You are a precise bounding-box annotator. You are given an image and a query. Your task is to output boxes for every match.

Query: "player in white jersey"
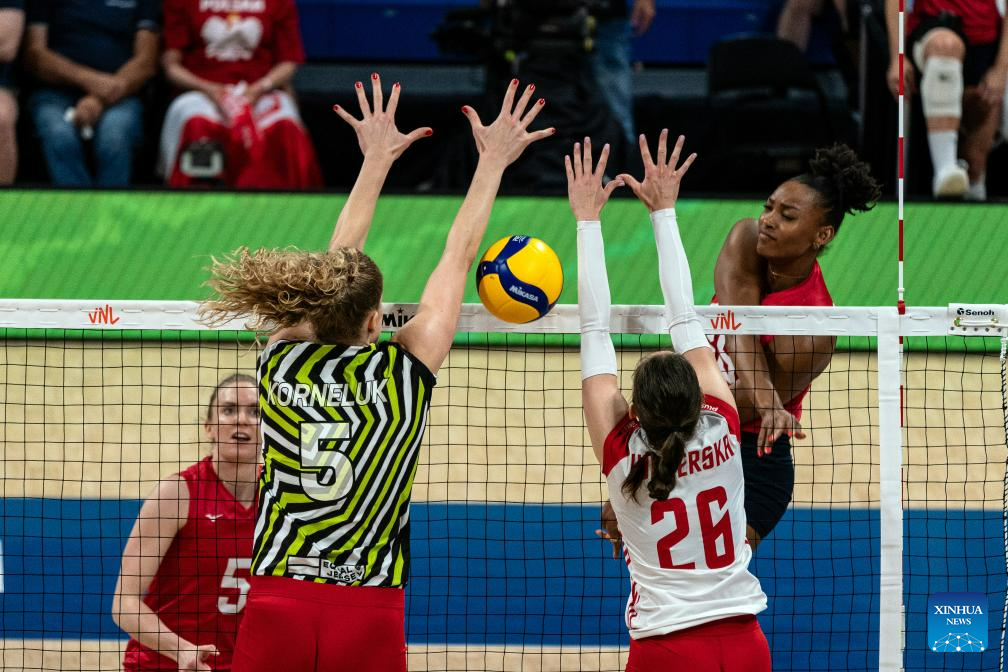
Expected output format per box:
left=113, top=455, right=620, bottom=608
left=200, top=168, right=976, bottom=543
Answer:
left=568, top=131, right=770, bottom=670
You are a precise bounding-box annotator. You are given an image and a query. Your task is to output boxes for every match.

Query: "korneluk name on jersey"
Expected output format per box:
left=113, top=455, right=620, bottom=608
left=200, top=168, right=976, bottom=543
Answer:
left=267, top=380, right=388, bottom=407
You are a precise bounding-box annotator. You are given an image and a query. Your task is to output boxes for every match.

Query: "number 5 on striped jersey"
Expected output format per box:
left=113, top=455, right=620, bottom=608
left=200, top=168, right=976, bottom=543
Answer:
left=300, top=422, right=355, bottom=501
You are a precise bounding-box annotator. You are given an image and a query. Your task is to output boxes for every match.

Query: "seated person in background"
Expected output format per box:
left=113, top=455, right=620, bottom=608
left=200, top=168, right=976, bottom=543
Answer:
left=885, top=0, right=1008, bottom=200
left=22, top=0, right=158, bottom=187
left=0, top=0, right=23, bottom=185
left=159, top=0, right=321, bottom=189
left=777, top=0, right=848, bottom=53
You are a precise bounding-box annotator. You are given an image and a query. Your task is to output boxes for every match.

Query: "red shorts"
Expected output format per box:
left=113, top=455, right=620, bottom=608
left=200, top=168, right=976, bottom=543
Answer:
left=626, top=615, right=771, bottom=672
left=231, top=576, right=406, bottom=672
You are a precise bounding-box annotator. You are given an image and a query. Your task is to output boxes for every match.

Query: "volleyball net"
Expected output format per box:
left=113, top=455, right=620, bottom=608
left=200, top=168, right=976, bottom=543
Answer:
left=0, top=300, right=1005, bottom=672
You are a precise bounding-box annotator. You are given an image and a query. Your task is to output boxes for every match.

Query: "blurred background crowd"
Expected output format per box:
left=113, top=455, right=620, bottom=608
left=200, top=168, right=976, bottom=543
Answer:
left=0, top=0, right=1005, bottom=199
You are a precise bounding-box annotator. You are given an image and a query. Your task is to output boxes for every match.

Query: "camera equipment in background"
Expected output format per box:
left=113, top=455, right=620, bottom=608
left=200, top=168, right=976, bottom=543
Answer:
left=433, top=0, right=608, bottom=60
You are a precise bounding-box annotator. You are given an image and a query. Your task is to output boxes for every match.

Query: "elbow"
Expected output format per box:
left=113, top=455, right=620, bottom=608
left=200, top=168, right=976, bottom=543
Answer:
left=141, top=58, right=158, bottom=83
left=110, top=592, right=134, bottom=630
left=0, top=40, right=17, bottom=64
left=20, top=46, right=37, bottom=71
left=143, top=63, right=158, bottom=86
left=110, top=594, right=124, bottom=628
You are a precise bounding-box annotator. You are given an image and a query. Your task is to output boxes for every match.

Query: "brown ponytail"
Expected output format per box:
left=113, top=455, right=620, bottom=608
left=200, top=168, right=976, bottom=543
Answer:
left=621, top=352, right=702, bottom=503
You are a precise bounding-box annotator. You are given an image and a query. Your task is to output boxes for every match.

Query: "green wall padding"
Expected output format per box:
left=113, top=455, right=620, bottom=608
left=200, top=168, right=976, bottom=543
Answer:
left=1, top=190, right=1006, bottom=307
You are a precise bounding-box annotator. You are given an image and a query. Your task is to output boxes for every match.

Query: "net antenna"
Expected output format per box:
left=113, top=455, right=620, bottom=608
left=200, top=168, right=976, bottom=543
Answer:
left=1003, top=332, right=1008, bottom=672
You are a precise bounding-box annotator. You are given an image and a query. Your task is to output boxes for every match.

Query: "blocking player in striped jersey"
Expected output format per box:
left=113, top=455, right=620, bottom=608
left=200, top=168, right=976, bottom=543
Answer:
left=571, top=131, right=770, bottom=671
left=199, top=76, right=553, bottom=672
left=113, top=374, right=260, bottom=671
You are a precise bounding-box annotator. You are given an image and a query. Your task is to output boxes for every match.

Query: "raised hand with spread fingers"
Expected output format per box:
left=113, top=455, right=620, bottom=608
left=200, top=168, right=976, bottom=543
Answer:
left=330, top=74, right=434, bottom=250
left=461, top=79, right=555, bottom=171
left=333, top=72, right=433, bottom=165
left=618, top=129, right=696, bottom=213
left=565, top=136, right=623, bottom=222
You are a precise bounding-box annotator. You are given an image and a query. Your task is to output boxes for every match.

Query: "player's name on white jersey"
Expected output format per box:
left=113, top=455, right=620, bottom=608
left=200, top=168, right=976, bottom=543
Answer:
left=675, top=433, right=736, bottom=479
left=267, top=380, right=388, bottom=408
left=198, top=0, right=265, bottom=13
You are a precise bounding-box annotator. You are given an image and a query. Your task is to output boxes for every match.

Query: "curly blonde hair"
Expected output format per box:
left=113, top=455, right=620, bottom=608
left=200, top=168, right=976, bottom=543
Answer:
left=200, top=247, right=383, bottom=343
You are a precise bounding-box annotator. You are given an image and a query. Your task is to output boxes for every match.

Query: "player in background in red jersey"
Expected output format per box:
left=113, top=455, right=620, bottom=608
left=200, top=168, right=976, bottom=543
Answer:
left=113, top=374, right=260, bottom=671
left=886, top=0, right=1008, bottom=200
left=599, top=145, right=880, bottom=552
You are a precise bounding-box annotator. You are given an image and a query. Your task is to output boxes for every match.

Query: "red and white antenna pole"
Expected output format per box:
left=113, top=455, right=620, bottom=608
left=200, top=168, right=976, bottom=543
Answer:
left=897, top=0, right=906, bottom=317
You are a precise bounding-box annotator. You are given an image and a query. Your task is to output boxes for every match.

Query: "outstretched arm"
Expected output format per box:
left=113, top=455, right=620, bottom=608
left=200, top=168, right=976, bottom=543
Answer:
left=393, top=80, right=553, bottom=373
left=330, top=74, right=433, bottom=251
left=568, top=138, right=626, bottom=460
left=620, top=131, right=732, bottom=405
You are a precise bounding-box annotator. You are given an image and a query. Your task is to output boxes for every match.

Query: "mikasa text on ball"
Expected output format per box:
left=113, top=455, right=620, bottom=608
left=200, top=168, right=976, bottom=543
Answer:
left=476, top=235, right=563, bottom=323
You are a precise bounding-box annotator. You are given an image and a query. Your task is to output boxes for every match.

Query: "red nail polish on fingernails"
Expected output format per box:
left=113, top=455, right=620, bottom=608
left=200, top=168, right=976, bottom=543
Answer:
left=550, top=128, right=557, bottom=135
left=529, top=84, right=535, bottom=91
left=371, top=73, right=378, bottom=80
left=511, top=78, right=518, bottom=85
left=425, top=129, right=433, bottom=136
left=538, top=98, right=545, bottom=105
left=355, top=82, right=363, bottom=89
left=394, top=82, right=400, bottom=88
left=461, top=105, right=468, bottom=113
left=332, top=104, right=340, bottom=111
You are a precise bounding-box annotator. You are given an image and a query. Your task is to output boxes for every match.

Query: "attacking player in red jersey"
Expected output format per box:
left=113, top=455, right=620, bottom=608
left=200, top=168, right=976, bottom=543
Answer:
left=711, top=145, right=880, bottom=546
left=571, top=131, right=770, bottom=671
left=113, top=374, right=259, bottom=671
left=598, top=145, right=881, bottom=552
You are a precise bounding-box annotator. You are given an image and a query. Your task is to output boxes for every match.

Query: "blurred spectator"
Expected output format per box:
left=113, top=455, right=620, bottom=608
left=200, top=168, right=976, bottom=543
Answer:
left=778, top=0, right=848, bottom=53
left=22, top=0, right=158, bottom=187
left=590, top=0, right=655, bottom=146
left=0, top=0, right=22, bottom=185
left=159, top=0, right=321, bottom=189
left=886, top=0, right=1008, bottom=200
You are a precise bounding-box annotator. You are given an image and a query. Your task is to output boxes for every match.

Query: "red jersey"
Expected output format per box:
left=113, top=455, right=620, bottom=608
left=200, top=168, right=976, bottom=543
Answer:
left=163, top=0, right=306, bottom=86
left=710, top=261, right=833, bottom=434
left=908, top=0, right=1003, bottom=45
left=123, top=457, right=255, bottom=671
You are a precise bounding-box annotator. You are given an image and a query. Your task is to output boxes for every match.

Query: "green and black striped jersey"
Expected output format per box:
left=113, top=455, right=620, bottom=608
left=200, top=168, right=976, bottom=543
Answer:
left=252, top=339, right=436, bottom=587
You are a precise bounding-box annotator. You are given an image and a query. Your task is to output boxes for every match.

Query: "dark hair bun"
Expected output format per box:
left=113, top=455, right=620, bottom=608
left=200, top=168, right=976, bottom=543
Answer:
left=808, top=144, right=882, bottom=215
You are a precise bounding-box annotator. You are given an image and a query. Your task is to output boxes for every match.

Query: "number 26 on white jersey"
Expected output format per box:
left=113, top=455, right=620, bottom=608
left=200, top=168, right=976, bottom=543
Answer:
left=652, top=486, right=735, bottom=570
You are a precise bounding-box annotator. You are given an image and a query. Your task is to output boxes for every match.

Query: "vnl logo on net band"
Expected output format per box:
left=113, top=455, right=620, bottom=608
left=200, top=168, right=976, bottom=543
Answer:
left=928, top=592, right=988, bottom=653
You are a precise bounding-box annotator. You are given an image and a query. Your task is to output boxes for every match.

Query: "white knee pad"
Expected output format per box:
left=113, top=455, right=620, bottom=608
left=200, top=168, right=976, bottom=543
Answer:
left=920, top=56, right=964, bottom=119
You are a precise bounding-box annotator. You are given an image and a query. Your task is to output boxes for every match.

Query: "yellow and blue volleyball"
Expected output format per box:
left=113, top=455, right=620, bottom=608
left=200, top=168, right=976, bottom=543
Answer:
left=476, top=235, right=563, bottom=323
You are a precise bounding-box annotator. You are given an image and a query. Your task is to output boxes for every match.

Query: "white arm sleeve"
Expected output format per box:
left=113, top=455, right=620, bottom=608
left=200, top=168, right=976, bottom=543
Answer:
left=577, top=220, right=617, bottom=380
left=651, top=208, right=711, bottom=354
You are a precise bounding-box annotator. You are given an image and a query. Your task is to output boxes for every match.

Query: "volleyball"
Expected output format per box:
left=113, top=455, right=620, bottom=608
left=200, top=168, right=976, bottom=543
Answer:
left=476, top=235, right=563, bottom=323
